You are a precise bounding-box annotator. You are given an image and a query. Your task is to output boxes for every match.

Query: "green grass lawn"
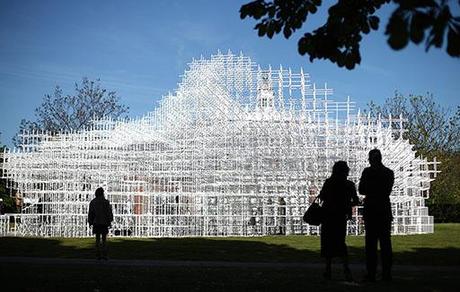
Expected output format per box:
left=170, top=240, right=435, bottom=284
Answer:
left=1, top=223, right=459, bottom=265
left=1, top=224, right=459, bottom=291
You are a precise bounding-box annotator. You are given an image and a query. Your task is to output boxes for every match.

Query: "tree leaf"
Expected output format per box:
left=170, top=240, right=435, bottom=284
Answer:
left=369, top=15, right=379, bottom=30
left=426, top=4, right=451, bottom=49
left=410, top=13, right=426, bottom=44
left=312, top=0, right=322, bottom=6
left=240, top=1, right=267, bottom=19
left=386, top=12, right=409, bottom=50
left=447, top=26, right=460, bottom=56
left=267, top=24, right=275, bottom=38
left=283, top=26, right=292, bottom=38
left=256, top=23, right=266, bottom=36
left=298, top=34, right=309, bottom=55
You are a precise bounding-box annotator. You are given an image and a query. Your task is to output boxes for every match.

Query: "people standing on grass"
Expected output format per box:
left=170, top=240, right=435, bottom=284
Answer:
left=318, top=161, right=360, bottom=281
left=88, top=187, right=113, bottom=260
left=359, top=149, right=394, bottom=282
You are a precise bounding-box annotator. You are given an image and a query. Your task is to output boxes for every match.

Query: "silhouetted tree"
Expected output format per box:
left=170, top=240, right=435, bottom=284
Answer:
left=240, top=0, right=460, bottom=69
left=14, top=78, right=129, bottom=146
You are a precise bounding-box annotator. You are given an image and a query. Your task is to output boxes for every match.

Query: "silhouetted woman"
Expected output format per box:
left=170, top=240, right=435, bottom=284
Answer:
left=88, top=187, right=113, bottom=260
left=319, top=161, right=359, bottom=281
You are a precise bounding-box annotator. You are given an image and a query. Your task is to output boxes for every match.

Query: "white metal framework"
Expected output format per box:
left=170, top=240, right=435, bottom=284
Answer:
left=0, top=52, right=437, bottom=237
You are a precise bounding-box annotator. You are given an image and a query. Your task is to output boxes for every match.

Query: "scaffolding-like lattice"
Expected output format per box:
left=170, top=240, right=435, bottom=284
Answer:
left=0, top=52, right=438, bottom=237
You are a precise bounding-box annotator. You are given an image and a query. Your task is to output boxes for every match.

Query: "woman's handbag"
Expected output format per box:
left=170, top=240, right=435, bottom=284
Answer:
left=303, top=197, right=323, bottom=225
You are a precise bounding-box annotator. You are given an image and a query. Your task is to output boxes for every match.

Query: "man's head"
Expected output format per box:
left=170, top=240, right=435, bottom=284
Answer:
left=95, top=187, right=104, bottom=198
left=368, top=149, right=382, bottom=166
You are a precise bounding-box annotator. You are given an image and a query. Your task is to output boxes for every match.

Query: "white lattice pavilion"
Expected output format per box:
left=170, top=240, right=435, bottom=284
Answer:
left=0, top=52, right=437, bottom=237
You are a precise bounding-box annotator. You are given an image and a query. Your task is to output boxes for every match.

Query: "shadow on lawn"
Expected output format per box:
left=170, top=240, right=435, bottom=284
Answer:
left=2, top=237, right=460, bottom=291
left=0, top=236, right=321, bottom=262
left=1, top=236, right=460, bottom=265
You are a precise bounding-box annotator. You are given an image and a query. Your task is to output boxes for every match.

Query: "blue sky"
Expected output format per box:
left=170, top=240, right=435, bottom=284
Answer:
left=1, top=0, right=459, bottom=146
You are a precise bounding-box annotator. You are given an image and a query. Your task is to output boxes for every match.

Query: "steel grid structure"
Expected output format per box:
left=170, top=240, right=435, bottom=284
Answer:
left=0, top=52, right=438, bottom=237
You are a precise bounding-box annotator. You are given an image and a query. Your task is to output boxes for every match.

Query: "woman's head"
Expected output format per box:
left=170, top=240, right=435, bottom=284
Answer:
left=95, top=187, right=104, bottom=198
left=332, top=161, right=349, bottom=178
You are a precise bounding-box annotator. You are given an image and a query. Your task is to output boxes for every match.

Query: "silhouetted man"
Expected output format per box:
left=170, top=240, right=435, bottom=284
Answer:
left=88, top=187, right=113, bottom=260
left=359, top=149, right=394, bottom=281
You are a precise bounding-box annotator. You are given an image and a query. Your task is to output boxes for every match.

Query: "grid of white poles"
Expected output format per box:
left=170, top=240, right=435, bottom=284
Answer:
left=0, top=52, right=438, bottom=237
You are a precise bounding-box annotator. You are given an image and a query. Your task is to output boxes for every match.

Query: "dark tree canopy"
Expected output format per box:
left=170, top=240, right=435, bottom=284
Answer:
left=240, top=0, right=460, bottom=69
left=14, top=78, right=129, bottom=145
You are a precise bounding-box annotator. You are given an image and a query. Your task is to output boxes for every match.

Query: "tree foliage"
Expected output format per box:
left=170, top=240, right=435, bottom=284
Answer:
left=14, top=78, right=129, bottom=146
left=0, top=140, right=17, bottom=213
left=240, top=0, right=460, bottom=69
left=368, top=93, right=460, bottom=221
left=368, top=93, right=460, bottom=155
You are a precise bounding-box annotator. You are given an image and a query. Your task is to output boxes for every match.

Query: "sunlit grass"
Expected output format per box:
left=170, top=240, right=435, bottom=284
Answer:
left=1, top=224, right=459, bottom=265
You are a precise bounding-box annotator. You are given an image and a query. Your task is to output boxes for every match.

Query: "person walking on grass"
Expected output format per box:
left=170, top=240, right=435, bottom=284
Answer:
left=359, top=149, right=394, bottom=282
left=88, top=187, right=113, bottom=260
left=319, top=161, right=360, bottom=281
